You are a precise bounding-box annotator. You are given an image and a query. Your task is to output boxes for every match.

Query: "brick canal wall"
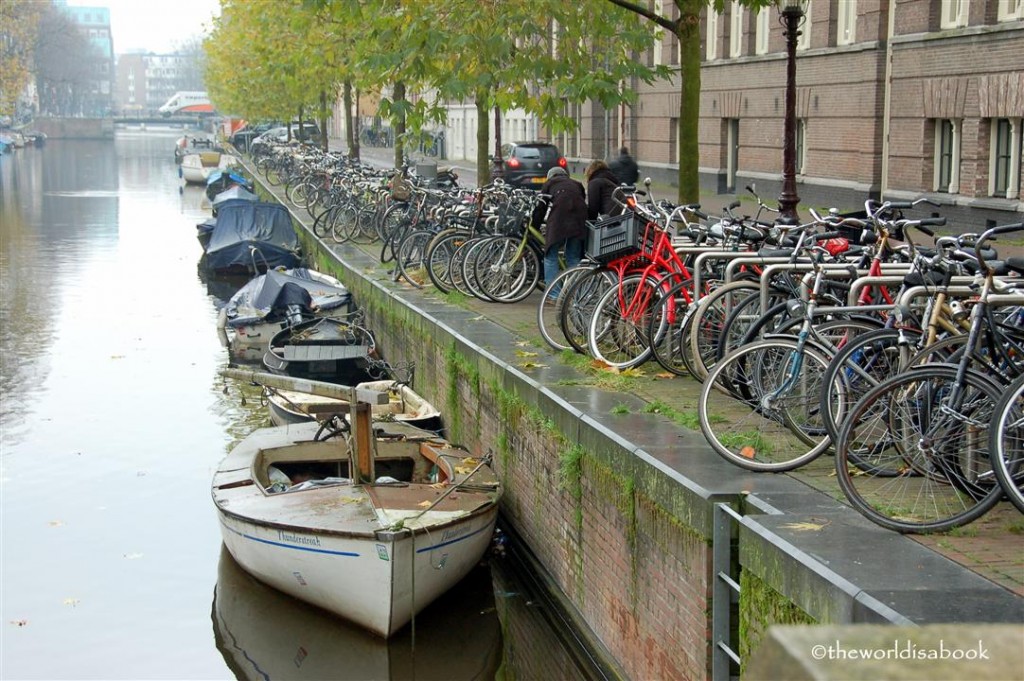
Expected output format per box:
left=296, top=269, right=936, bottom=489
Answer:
left=254, top=177, right=1022, bottom=680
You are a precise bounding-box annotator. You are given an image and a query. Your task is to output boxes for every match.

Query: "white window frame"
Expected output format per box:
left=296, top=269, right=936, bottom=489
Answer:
left=837, top=0, right=856, bottom=45
left=706, top=9, right=719, bottom=61
left=652, top=1, right=665, bottom=66
left=998, top=0, right=1023, bottom=21
left=755, top=9, right=770, bottom=55
left=934, top=118, right=961, bottom=194
left=989, top=117, right=1022, bottom=199
left=940, top=0, right=968, bottom=29
left=729, top=2, right=744, bottom=58
left=797, top=1, right=812, bottom=51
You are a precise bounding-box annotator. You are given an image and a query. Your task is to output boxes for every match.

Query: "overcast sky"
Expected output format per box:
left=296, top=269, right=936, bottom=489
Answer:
left=67, top=0, right=221, bottom=54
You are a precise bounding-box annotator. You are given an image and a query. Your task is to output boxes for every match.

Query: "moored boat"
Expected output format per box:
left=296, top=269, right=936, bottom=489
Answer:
left=212, top=544, right=503, bottom=680
left=262, top=315, right=376, bottom=386
left=201, top=201, right=301, bottom=275
left=218, top=267, right=352, bottom=361
left=213, top=370, right=502, bottom=638
left=266, top=378, right=442, bottom=431
left=181, top=150, right=239, bottom=184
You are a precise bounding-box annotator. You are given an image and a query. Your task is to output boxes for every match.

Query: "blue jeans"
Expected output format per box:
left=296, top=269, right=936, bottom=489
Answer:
left=544, top=236, right=585, bottom=297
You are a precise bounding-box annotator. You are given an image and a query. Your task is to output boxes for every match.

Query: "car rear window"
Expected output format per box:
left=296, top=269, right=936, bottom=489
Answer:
left=516, top=145, right=560, bottom=161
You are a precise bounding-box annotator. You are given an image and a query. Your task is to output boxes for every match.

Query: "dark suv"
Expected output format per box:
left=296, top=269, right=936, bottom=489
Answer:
left=497, top=142, right=566, bottom=188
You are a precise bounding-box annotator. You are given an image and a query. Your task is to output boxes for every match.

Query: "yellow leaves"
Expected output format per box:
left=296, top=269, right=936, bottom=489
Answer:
left=417, top=500, right=433, bottom=508
left=780, top=519, right=831, bottom=532
left=514, top=349, right=538, bottom=358
left=518, top=361, right=548, bottom=369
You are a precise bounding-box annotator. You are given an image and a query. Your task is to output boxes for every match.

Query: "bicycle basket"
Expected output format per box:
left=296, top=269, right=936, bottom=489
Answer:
left=585, top=211, right=660, bottom=263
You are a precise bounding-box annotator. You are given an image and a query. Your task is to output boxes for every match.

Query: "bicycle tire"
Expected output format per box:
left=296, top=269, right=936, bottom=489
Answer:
left=587, top=274, right=661, bottom=369
left=647, top=279, right=696, bottom=376
left=395, top=229, right=433, bottom=288
left=538, top=265, right=599, bottom=352
left=834, top=365, right=1006, bottom=533
left=558, top=268, right=615, bottom=355
left=990, top=373, right=1024, bottom=513
left=699, top=337, right=834, bottom=472
left=686, top=281, right=761, bottom=382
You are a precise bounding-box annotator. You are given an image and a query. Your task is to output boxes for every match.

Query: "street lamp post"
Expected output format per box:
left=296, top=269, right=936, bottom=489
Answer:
left=777, top=0, right=807, bottom=224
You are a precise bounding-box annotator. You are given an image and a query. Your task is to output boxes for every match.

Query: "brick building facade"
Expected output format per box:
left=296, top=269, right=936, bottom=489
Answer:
left=463, top=1, right=1021, bottom=230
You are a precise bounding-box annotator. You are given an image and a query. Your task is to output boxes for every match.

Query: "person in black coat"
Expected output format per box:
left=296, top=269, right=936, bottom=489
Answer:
left=531, top=166, right=587, bottom=298
left=584, top=160, right=624, bottom=221
left=609, top=146, right=639, bottom=186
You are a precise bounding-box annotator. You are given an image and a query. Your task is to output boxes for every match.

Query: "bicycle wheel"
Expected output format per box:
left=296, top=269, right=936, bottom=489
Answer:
left=425, top=229, right=468, bottom=294
left=394, top=229, right=433, bottom=288
left=834, top=365, right=1005, bottom=533
left=538, top=264, right=597, bottom=352
left=820, top=327, right=921, bottom=451
left=474, top=236, right=539, bottom=304
left=686, top=281, right=761, bottom=382
left=699, top=337, right=833, bottom=471
left=990, top=373, right=1024, bottom=513
left=647, top=279, right=696, bottom=376
left=587, top=274, right=661, bottom=369
left=559, top=268, right=615, bottom=355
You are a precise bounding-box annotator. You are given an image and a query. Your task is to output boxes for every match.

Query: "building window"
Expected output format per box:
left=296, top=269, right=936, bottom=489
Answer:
left=727, top=118, right=740, bottom=191
left=755, top=9, right=769, bottom=55
left=940, top=0, right=968, bottom=28
left=990, top=118, right=1022, bottom=199
left=934, top=119, right=961, bottom=193
left=796, top=118, right=807, bottom=174
left=837, top=0, right=856, bottom=45
left=706, top=9, right=719, bottom=60
left=729, top=2, right=744, bottom=58
left=999, top=0, right=1023, bottom=21
left=797, top=1, right=812, bottom=50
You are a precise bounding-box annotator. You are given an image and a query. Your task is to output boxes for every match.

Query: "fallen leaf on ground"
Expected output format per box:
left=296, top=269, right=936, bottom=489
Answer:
left=515, top=349, right=538, bottom=358
left=780, top=520, right=830, bottom=532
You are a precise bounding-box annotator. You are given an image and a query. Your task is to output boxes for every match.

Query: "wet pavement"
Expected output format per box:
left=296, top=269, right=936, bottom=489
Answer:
left=260, top=143, right=1023, bottom=606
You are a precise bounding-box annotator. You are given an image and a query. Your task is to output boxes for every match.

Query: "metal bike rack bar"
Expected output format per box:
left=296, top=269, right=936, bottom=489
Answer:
left=691, top=250, right=759, bottom=304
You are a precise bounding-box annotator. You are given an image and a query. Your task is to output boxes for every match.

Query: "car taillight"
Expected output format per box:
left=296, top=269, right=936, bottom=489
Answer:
left=558, top=157, right=567, bottom=168
left=507, top=158, right=521, bottom=168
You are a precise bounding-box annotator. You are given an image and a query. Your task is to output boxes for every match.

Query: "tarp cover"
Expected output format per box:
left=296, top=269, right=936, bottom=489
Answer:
left=205, top=202, right=300, bottom=272
left=212, top=185, right=257, bottom=208
left=224, top=268, right=352, bottom=327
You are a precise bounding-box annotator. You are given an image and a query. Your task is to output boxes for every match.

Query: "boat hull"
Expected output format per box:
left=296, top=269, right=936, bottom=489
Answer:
left=212, top=421, right=501, bottom=638
left=218, top=508, right=498, bottom=637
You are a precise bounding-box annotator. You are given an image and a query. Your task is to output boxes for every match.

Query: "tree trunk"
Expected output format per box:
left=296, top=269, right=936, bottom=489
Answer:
left=344, top=81, right=359, bottom=159
left=476, top=90, right=490, bottom=184
left=677, top=14, right=701, bottom=204
left=393, top=81, right=406, bottom=169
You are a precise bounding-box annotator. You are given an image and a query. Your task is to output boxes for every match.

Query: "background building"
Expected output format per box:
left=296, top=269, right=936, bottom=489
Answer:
left=434, top=0, right=1022, bottom=230
left=55, top=2, right=115, bottom=116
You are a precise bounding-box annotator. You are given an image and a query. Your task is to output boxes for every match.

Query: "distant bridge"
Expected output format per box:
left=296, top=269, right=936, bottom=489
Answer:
left=113, top=115, right=213, bottom=127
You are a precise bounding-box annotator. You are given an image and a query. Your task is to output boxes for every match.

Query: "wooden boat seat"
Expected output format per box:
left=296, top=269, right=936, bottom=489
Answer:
left=282, top=344, right=369, bottom=362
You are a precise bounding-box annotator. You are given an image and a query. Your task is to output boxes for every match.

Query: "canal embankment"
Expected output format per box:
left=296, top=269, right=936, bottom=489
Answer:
left=244, top=153, right=1023, bottom=680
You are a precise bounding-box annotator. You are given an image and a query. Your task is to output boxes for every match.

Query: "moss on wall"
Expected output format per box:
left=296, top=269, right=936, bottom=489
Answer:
left=739, top=570, right=816, bottom=675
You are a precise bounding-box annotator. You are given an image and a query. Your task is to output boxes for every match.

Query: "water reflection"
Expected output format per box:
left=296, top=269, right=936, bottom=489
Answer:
left=213, top=546, right=502, bottom=681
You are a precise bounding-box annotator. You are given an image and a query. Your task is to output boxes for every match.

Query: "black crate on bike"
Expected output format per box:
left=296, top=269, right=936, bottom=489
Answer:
left=586, top=212, right=651, bottom=263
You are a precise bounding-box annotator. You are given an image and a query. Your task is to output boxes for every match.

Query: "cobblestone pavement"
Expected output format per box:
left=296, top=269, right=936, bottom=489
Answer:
left=272, top=143, right=1024, bottom=598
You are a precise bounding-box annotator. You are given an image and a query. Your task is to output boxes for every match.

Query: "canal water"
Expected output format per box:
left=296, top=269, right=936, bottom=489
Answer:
left=0, top=130, right=594, bottom=680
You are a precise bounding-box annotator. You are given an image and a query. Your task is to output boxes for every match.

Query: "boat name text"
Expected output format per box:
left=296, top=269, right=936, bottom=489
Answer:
left=278, top=530, right=321, bottom=547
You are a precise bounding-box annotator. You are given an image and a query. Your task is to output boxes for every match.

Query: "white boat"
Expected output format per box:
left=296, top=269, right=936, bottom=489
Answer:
left=213, top=370, right=502, bottom=638
left=181, top=150, right=239, bottom=184
left=213, top=545, right=503, bottom=680
left=266, top=379, right=442, bottom=431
